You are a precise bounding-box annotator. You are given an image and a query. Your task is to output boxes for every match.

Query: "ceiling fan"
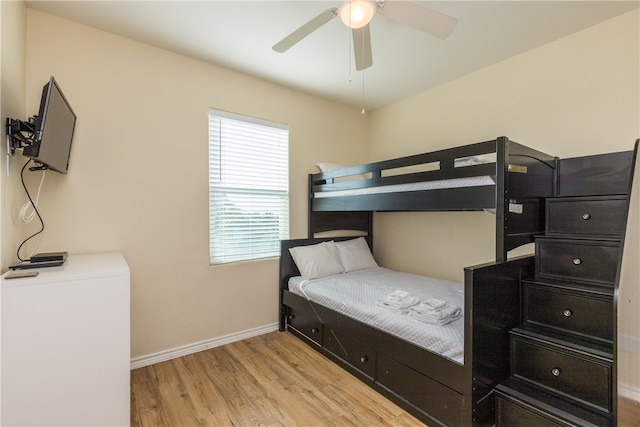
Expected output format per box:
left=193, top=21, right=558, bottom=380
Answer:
left=272, top=0, right=458, bottom=71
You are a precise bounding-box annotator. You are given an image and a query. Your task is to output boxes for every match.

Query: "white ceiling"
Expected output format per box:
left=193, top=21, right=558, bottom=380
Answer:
left=26, top=1, right=639, bottom=111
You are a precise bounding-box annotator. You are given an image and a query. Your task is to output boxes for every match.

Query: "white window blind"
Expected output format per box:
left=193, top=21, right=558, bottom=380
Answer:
left=208, top=109, right=289, bottom=264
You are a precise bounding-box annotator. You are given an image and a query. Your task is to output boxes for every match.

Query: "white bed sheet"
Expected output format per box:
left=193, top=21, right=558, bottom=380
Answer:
left=288, top=267, right=465, bottom=364
left=313, top=176, right=494, bottom=199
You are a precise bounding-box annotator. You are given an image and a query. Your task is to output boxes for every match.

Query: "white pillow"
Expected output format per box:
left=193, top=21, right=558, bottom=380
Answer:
left=288, top=241, right=344, bottom=279
left=454, top=155, right=492, bottom=167
left=316, top=162, right=365, bottom=182
left=335, top=237, right=378, bottom=272
left=316, top=162, right=346, bottom=172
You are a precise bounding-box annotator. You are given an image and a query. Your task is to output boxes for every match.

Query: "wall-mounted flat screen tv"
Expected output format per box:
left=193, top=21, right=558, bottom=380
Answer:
left=23, top=76, right=76, bottom=174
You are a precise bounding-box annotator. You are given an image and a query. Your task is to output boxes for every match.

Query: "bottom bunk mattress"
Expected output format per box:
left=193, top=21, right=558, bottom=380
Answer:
left=288, top=267, right=465, bottom=364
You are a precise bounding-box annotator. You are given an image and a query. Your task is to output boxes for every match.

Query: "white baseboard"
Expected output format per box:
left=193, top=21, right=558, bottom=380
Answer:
left=130, top=322, right=279, bottom=370
left=619, top=333, right=640, bottom=353
left=619, top=383, right=640, bottom=402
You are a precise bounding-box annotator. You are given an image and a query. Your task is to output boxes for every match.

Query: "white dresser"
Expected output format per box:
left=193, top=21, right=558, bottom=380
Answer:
left=1, top=252, right=130, bottom=426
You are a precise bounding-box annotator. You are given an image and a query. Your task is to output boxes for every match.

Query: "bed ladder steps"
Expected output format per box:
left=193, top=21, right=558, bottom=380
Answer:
left=494, top=148, right=635, bottom=427
left=494, top=378, right=613, bottom=427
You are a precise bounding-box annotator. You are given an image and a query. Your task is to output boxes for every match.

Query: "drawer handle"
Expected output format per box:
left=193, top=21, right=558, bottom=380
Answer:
left=311, top=327, right=319, bottom=334
left=582, top=213, right=591, bottom=220
left=572, top=258, right=582, bottom=265
left=563, top=309, right=573, bottom=317
left=360, top=355, right=368, bottom=363
left=288, top=314, right=295, bottom=320
left=551, top=368, right=562, bottom=377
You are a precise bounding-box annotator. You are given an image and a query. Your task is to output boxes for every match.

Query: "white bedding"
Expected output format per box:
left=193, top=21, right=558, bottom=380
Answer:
left=313, top=176, right=495, bottom=199
left=288, top=267, right=465, bottom=364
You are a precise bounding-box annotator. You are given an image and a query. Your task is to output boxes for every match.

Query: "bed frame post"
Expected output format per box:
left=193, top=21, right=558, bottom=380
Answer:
left=308, top=174, right=314, bottom=238
left=496, top=137, right=557, bottom=262
left=495, top=137, right=509, bottom=263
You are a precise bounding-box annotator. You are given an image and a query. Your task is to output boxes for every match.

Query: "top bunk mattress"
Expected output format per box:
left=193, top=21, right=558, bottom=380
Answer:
left=313, top=175, right=495, bottom=199
left=288, top=267, right=465, bottom=364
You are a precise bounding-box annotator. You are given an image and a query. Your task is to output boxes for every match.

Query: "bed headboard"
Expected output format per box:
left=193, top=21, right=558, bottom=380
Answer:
left=279, top=236, right=373, bottom=330
left=308, top=211, right=373, bottom=237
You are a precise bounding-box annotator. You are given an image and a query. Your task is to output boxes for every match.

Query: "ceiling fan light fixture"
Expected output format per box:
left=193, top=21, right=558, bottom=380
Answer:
left=338, top=0, right=376, bottom=29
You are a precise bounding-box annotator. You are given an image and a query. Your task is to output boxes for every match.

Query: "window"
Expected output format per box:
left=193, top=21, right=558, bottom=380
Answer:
left=208, top=109, right=289, bottom=264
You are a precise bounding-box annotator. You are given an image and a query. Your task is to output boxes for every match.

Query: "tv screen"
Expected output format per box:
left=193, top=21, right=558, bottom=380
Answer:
left=23, top=76, right=76, bottom=174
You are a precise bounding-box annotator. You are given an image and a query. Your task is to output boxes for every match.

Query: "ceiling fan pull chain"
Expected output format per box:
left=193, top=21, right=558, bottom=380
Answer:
left=361, top=71, right=366, bottom=115
left=347, top=26, right=354, bottom=83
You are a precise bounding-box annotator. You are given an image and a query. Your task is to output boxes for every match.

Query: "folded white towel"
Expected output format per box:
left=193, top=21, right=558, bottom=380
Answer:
left=376, top=295, right=420, bottom=312
left=410, top=304, right=462, bottom=326
left=386, top=290, right=409, bottom=301
left=420, top=298, right=450, bottom=311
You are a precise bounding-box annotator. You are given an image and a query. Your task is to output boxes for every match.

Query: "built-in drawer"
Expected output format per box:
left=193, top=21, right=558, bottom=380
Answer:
left=523, top=281, right=613, bottom=343
left=495, top=378, right=615, bottom=427
left=377, top=354, right=463, bottom=427
left=546, top=196, right=627, bottom=238
left=287, top=306, right=323, bottom=345
left=495, top=394, right=564, bottom=427
left=510, top=333, right=612, bottom=413
left=324, top=328, right=375, bottom=378
left=536, top=238, right=620, bottom=285
left=283, top=292, right=323, bottom=345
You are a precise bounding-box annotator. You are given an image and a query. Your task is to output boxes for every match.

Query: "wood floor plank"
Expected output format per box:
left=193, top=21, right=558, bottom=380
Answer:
left=619, top=397, right=640, bottom=426
left=227, top=337, right=357, bottom=424
left=130, top=365, right=171, bottom=426
left=196, top=347, right=278, bottom=426
left=132, top=331, right=640, bottom=426
left=131, top=331, right=426, bottom=426
left=152, top=360, right=206, bottom=426
left=171, top=355, right=224, bottom=425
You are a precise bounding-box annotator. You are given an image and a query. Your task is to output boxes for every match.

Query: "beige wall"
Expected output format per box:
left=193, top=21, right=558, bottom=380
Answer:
left=367, top=9, right=639, bottom=283
left=9, top=6, right=640, bottom=384
left=367, top=8, right=639, bottom=398
left=23, top=9, right=367, bottom=358
left=1, top=1, right=28, bottom=418
left=1, top=1, right=28, bottom=272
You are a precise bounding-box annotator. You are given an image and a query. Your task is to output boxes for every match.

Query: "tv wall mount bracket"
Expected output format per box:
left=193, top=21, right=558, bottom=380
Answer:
left=6, top=117, right=38, bottom=155
left=5, top=117, right=48, bottom=173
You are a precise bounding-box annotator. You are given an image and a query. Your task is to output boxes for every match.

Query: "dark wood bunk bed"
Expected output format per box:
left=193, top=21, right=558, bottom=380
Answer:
left=278, top=136, right=636, bottom=426
left=280, top=137, right=640, bottom=426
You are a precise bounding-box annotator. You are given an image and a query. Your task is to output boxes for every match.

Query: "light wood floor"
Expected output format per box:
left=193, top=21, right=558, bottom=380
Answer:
left=131, top=330, right=640, bottom=427
left=130, top=331, right=426, bottom=426
left=620, top=397, right=640, bottom=427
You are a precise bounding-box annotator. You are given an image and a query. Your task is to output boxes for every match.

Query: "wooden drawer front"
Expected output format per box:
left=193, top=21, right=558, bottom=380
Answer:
left=536, top=239, right=620, bottom=284
left=324, top=328, right=375, bottom=378
left=496, top=395, right=563, bottom=427
left=511, top=337, right=612, bottom=412
left=523, top=283, right=613, bottom=342
left=377, top=354, right=463, bottom=427
left=546, top=197, right=627, bottom=237
left=287, top=307, right=322, bottom=345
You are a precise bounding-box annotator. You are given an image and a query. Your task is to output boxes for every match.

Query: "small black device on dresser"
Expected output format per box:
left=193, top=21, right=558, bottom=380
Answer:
left=494, top=150, right=635, bottom=427
left=9, top=251, right=68, bottom=270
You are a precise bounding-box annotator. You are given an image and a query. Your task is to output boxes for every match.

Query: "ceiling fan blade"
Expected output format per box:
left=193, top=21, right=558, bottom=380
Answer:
left=381, top=1, right=458, bottom=40
left=273, top=7, right=337, bottom=53
left=353, top=25, right=373, bottom=71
